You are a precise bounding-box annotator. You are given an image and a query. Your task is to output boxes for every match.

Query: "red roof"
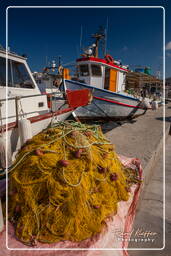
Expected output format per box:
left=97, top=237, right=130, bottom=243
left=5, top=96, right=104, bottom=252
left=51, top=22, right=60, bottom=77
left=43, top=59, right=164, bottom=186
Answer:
left=76, top=57, right=129, bottom=72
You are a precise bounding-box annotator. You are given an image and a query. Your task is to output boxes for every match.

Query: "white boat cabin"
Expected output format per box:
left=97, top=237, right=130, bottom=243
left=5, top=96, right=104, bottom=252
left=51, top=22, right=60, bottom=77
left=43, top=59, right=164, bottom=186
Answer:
left=76, top=56, right=129, bottom=93
left=0, top=49, right=48, bottom=125
left=0, top=48, right=90, bottom=163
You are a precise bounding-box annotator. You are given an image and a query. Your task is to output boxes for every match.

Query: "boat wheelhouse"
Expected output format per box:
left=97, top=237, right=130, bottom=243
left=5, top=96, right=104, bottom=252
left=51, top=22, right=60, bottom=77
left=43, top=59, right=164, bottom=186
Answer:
left=76, top=56, right=128, bottom=93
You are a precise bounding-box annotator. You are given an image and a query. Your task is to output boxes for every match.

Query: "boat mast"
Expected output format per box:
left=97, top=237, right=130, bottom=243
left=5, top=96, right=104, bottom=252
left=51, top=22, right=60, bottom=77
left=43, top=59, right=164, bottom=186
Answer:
left=80, top=25, right=83, bottom=55
left=91, top=28, right=105, bottom=58
left=104, top=17, right=108, bottom=56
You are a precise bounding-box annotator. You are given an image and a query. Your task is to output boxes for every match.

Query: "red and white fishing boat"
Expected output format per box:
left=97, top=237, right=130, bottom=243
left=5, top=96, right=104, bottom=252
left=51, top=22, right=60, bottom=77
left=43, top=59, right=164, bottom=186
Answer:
left=61, top=30, right=148, bottom=120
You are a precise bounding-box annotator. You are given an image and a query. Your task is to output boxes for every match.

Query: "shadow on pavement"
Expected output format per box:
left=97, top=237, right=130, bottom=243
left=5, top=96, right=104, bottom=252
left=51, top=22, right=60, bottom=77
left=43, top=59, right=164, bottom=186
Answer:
left=156, top=117, right=171, bottom=122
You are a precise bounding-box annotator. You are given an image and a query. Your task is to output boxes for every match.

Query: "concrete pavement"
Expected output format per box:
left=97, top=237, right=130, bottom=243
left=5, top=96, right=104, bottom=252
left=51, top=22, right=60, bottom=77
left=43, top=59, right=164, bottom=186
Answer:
left=105, top=103, right=171, bottom=186
left=103, top=103, right=171, bottom=254
left=129, top=135, right=171, bottom=255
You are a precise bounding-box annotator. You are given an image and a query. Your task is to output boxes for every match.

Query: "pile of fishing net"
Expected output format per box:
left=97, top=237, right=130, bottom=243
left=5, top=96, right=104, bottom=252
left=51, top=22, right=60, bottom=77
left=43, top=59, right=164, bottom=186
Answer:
left=8, top=121, right=140, bottom=246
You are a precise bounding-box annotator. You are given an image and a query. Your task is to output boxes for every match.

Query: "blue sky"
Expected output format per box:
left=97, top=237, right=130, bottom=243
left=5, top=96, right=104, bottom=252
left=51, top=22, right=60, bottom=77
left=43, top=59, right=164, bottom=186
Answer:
left=0, top=0, right=171, bottom=78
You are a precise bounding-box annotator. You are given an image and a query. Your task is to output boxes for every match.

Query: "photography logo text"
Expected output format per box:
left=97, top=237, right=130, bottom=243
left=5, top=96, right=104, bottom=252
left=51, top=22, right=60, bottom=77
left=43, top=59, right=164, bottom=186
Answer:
left=113, top=228, right=158, bottom=243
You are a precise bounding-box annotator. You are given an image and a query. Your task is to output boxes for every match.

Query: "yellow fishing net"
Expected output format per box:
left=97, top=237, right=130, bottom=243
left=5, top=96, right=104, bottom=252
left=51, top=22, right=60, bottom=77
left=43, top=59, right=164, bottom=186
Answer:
left=8, top=121, right=139, bottom=246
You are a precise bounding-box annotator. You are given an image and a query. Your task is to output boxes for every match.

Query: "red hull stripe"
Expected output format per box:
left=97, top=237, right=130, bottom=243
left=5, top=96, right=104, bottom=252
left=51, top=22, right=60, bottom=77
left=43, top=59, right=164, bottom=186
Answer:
left=76, top=57, right=129, bottom=72
left=93, top=96, right=145, bottom=109
left=1, top=107, right=74, bottom=132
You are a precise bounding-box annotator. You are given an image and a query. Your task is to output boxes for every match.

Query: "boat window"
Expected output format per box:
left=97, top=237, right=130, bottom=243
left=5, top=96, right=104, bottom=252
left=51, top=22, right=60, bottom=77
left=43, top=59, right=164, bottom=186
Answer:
left=91, top=64, right=102, bottom=76
left=9, top=60, right=35, bottom=88
left=0, top=57, right=35, bottom=88
left=0, top=57, right=12, bottom=87
left=79, top=64, right=89, bottom=76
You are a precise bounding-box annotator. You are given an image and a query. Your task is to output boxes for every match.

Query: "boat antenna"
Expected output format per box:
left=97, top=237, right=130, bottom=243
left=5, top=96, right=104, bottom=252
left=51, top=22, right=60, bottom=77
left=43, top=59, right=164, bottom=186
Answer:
left=80, top=25, right=83, bottom=55
left=105, top=17, right=108, bottom=56
left=45, top=56, right=48, bottom=66
left=91, top=27, right=105, bottom=58
left=58, top=55, right=61, bottom=66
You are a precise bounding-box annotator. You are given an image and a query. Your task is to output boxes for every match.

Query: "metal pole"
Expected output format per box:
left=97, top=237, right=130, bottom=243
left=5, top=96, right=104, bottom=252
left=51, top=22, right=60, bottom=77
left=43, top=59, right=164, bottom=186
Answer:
left=80, top=25, right=83, bottom=55
left=105, top=17, right=108, bottom=56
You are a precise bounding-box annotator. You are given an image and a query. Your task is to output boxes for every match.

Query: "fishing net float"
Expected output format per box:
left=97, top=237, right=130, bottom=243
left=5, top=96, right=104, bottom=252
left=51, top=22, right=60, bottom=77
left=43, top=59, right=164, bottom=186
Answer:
left=7, top=121, right=140, bottom=246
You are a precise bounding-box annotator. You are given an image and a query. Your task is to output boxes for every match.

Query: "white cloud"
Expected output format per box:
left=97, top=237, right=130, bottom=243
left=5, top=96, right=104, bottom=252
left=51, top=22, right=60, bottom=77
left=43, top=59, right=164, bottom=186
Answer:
left=166, top=41, right=171, bottom=50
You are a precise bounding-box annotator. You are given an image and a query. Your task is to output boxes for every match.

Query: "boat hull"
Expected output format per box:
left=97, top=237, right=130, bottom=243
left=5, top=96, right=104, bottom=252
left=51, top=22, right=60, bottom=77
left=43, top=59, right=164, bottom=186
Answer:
left=64, top=80, right=146, bottom=120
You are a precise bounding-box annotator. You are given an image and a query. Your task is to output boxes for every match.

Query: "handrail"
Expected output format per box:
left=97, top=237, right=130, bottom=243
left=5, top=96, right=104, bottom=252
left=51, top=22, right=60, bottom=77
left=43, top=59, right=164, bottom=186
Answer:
left=0, top=91, right=64, bottom=103
left=0, top=90, right=66, bottom=126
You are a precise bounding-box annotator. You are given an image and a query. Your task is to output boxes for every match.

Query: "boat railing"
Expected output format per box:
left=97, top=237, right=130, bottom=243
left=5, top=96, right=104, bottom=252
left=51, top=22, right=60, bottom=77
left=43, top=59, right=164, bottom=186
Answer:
left=0, top=91, right=65, bottom=103
left=0, top=91, right=66, bottom=126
